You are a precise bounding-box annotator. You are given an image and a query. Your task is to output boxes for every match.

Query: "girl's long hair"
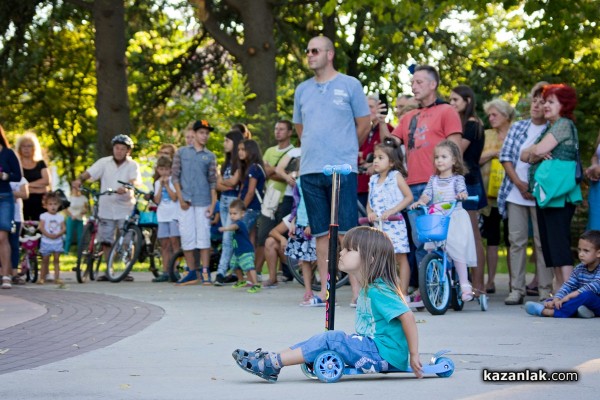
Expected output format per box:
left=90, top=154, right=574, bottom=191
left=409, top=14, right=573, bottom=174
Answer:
left=239, top=139, right=264, bottom=181
left=221, top=130, right=245, bottom=176
left=451, top=85, right=483, bottom=139
left=342, top=226, right=403, bottom=297
left=0, top=124, right=9, bottom=148
left=434, top=140, right=469, bottom=176
left=374, top=141, right=407, bottom=177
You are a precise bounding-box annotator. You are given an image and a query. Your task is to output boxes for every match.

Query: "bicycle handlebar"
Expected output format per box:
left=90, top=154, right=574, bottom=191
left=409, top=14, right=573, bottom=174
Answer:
left=117, top=180, right=152, bottom=197
left=358, top=215, right=403, bottom=225
left=412, top=195, right=480, bottom=215
left=81, top=186, right=115, bottom=198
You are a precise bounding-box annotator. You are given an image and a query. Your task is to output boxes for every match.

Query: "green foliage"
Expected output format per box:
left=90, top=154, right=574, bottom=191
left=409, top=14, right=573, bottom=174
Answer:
left=1, top=0, right=599, bottom=178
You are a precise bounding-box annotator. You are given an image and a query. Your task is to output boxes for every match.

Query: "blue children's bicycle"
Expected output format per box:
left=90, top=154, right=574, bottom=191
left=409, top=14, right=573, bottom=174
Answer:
left=415, top=196, right=488, bottom=315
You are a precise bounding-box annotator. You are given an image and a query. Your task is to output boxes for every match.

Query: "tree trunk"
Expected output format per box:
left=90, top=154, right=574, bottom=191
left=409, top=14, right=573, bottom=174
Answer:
left=192, top=0, right=277, bottom=144
left=93, top=0, right=131, bottom=157
left=237, top=2, right=276, bottom=120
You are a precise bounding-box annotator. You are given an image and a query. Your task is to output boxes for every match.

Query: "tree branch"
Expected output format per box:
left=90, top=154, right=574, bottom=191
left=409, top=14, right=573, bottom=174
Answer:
left=189, top=0, right=244, bottom=59
left=63, top=0, right=93, bottom=11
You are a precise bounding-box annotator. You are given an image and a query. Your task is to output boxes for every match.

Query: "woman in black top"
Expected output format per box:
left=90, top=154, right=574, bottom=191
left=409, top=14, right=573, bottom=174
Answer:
left=16, top=132, right=50, bottom=221
left=449, top=85, right=488, bottom=296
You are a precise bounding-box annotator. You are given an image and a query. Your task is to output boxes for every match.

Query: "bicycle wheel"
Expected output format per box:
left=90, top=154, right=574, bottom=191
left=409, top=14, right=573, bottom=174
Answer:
left=287, top=255, right=349, bottom=290
left=145, top=227, right=161, bottom=278
left=75, top=224, right=94, bottom=283
left=106, top=224, right=142, bottom=282
left=168, top=248, right=187, bottom=282
left=20, top=251, right=38, bottom=283
left=419, top=252, right=450, bottom=315
left=90, top=239, right=104, bottom=281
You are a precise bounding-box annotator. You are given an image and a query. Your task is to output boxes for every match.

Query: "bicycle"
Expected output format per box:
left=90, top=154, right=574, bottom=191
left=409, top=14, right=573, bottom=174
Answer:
left=18, top=221, right=41, bottom=283
left=414, top=196, right=488, bottom=315
left=286, top=199, right=368, bottom=290
left=74, top=187, right=114, bottom=283
left=105, top=181, right=160, bottom=282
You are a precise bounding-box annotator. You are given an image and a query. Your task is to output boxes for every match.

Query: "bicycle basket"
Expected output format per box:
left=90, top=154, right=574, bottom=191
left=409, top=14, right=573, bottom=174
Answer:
left=139, top=210, right=158, bottom=227
left=416, top=213, right=450, bottom=242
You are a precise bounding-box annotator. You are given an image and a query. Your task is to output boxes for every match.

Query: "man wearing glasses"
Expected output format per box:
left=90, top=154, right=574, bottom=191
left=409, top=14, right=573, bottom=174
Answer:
left=293, top=35, right=370, bottom=306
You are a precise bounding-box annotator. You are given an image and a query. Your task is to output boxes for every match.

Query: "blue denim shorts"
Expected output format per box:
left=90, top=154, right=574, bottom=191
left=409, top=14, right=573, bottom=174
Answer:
left=300, top=173, right=358, bottom=237
left=241, top=208, right=260, bottom=231
left=291, top=330, right=389, bottom=372
left=0, top=192, right=15, bottom=232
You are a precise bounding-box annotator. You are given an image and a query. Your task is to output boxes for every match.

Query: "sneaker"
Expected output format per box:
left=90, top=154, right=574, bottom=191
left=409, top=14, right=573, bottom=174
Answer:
left=577, top=305, right=595, bottom=319
left=223, top=274, right=238, bottom=284
left=201, top=268, right=212, bottom=285
left=525, top=301, right=544, bottom=316
left=175, top=269, right=199, bottom=286
left=247, top=284, right=261, bottom=294
left=152, top=273, right=170, bottom=283
left=232, top=348, right=281, bottom=382
left=213, top=273, right=225, bottom=287
left=232, top=280, right=249, bottom=289
left=504, top=291, right=524, bottom=305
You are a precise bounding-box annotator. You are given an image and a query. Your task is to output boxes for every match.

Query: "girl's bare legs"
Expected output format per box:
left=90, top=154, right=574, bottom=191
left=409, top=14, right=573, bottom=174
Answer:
left=40, top=255, right=49, bottom=284
left=53, top=253, right=62, bottom=283
left=279, top=347, right=305, bottom=366
left=0, top=231, right=12, bottom=279
left=396, top=253, right=410, bottom=296
left=264, top=237, right=279, bottom=284
left=455, top=260, right=472, bottom=301
left=486, top=245, right=498, bottom=291
left=301, top=260, right=314, bottom=300
left=159, top=238, right=172, bottom=273
left=468, top=210, right=486, bottom=294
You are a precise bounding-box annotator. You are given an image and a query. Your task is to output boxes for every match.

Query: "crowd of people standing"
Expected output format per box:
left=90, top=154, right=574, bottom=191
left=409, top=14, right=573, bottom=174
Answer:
left=1, top=35, right=598, bottom=327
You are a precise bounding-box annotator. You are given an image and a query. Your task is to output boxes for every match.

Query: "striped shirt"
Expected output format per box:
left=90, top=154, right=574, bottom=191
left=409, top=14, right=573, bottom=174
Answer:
left=555, top=263, right=600, bottom=299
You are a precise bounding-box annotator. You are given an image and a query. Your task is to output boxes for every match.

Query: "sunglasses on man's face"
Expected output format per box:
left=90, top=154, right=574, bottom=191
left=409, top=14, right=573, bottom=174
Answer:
left=305, top=48, right=326, bottom=56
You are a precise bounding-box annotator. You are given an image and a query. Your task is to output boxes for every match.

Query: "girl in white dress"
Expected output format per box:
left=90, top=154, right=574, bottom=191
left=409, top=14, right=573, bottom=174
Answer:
left=411, top=140, right=478, bottom=301
left=367, top=142, right=413, bottom=297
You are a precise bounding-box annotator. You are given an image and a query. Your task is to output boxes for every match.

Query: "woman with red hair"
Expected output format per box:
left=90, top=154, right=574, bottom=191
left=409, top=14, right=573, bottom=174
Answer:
left=520, top=84, right=581, bottom=289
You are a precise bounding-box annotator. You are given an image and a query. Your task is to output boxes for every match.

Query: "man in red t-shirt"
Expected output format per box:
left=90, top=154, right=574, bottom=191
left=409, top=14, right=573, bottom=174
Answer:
left=381, top=65, right=462, bottom=290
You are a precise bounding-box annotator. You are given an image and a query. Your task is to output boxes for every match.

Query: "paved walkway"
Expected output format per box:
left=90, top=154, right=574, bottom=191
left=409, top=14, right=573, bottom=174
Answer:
left=0, top=272, right=598, bottom=399
left=0, top=287, right=164, bottom=374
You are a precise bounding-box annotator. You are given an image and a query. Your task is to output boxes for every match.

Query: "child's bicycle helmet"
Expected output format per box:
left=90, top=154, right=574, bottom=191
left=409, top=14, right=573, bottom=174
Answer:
left=111, top=134, right=134, bottom=149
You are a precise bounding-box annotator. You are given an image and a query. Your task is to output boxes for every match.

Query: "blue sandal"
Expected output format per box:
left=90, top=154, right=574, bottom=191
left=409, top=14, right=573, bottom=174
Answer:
left=232, top=348, right=281, bottom=382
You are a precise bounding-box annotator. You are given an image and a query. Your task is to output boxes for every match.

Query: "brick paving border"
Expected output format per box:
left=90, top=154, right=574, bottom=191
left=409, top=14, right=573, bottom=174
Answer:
left=0, top=287, right=164, bottom=374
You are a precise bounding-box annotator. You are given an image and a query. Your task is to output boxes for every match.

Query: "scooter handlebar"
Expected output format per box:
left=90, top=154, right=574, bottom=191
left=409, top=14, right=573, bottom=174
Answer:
left=323, top=164, right=352, bottom=176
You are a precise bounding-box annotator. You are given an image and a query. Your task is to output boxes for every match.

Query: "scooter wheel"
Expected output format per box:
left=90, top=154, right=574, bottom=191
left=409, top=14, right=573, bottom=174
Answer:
left=301, top=363, right=318, bottom=379
left=479, top=294, right=488, bottom=311
left=435, top=356, right=455, bottom=378
left=314, top=351, right=344, bottom=383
